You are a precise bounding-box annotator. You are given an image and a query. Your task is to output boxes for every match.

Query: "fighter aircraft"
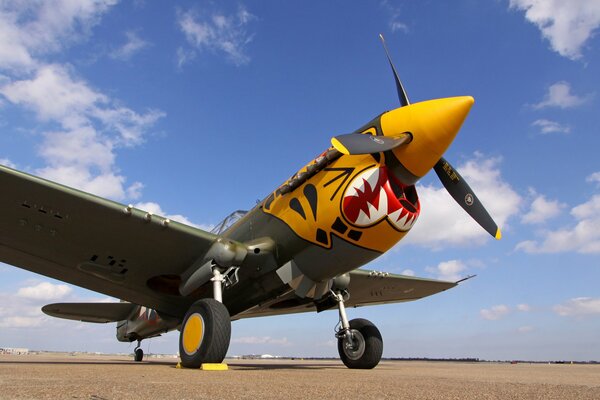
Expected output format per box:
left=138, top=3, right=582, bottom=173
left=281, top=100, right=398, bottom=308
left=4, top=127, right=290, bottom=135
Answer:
left=0, top=36, right=500, bottom=369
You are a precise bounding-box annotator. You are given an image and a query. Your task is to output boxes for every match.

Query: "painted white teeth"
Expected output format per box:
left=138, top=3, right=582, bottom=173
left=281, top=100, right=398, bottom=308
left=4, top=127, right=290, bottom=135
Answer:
left=396, top=213, right=409, bottom=230
left=365, top=168, right=380, bottom=192
left=356, top=209, right=371, bottom=226
left=343, top=166, right=419, bottom=230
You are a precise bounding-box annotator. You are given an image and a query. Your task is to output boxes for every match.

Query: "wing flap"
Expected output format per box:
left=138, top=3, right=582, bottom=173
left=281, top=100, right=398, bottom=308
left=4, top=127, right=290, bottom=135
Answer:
left=42, top=302, right=138, bottom=323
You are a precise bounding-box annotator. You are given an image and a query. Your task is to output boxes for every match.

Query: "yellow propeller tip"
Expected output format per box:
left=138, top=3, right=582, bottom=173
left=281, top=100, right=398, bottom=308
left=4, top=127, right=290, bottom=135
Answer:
left=495, top=229, right=502, bottom=240
left=331, top=137, right=350, bottom=155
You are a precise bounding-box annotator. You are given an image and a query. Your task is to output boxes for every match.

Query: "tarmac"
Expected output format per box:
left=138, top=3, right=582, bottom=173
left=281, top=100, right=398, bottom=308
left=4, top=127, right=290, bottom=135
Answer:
left=1, top=354, right=599, bottom=399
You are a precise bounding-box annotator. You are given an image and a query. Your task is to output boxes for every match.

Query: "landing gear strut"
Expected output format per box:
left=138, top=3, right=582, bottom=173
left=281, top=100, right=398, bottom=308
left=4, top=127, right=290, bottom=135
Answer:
left=134, top=340, right=143, bottom=362
left=334, top=290, right=383, bottom=369
left=178, top=267, right=231, bottom=368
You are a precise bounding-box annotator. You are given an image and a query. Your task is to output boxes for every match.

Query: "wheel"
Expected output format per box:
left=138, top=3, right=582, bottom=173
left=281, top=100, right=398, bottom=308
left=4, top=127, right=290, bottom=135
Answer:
left=179, top=298, right=231, bottom=368
left=134, top=348, right=143, bottom=362
left=337, top=318, right=383, bottom=369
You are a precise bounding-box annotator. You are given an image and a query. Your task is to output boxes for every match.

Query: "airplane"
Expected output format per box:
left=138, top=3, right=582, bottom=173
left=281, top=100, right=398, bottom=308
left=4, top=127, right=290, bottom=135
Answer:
left=0, top=36, right=500, bottom=369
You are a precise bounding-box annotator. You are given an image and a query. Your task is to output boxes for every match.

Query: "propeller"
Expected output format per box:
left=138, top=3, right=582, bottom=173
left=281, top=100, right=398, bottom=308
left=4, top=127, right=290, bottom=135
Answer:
left=434, top=157, right=501, bottom=239
left=379, top=34, right=410, bottom=107
left=331, top=131, right=412, bottom=155
left=378, top=34, right=501, bottom=240
left=330, top=34, right=501, bottom=240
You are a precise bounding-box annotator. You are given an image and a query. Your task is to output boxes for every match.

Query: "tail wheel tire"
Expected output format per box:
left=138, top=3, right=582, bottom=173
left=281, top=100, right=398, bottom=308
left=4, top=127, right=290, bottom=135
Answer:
left=179, top=298, right=231, bottom=368
left=338, top=318, right=383, bottom=369
left=134, top=348, right=143, bottom=362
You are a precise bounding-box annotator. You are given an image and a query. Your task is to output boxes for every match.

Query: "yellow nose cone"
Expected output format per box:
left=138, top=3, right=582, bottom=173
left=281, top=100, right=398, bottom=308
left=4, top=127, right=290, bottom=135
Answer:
left=381, top=96, right=474, bottom=178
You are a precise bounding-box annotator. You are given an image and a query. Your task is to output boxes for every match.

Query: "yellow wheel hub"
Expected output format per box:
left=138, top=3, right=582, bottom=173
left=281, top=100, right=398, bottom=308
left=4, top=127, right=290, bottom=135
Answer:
left=182, top=313, right=204, bottom=355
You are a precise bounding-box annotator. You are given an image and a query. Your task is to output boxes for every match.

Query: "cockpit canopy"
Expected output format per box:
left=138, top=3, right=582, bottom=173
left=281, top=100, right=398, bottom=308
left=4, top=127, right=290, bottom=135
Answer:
left=210, top=210, right=248, bottom=235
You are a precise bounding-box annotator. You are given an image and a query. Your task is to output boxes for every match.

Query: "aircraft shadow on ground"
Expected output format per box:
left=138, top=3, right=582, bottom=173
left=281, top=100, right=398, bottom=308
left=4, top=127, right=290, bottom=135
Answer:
left=0, top=359, right=174, bottom=366
left=0, top=359, right=340, bottom=370
left=226, top=362, right=341, bottom=370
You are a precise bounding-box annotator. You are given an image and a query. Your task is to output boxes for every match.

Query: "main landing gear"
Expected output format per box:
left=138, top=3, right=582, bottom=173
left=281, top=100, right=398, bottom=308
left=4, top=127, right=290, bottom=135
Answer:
left=134, top=340, right=143, bottom=362
left=178, top=268, right=231, bottom=368
left=333, top=290, right=383, bottom=369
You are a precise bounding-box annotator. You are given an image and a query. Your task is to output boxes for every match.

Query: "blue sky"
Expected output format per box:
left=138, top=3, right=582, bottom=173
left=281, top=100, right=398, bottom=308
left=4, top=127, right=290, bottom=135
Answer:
left=1, top=0, right=599, bottom=361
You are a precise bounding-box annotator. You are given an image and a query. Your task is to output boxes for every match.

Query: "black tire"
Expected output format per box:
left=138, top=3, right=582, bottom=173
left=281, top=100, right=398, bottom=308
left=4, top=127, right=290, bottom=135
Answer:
left=134, top=348, right=143, bottom=362
left=179, top=298, right=231, bottom=368
left=337, top=318, right=383, bottom=369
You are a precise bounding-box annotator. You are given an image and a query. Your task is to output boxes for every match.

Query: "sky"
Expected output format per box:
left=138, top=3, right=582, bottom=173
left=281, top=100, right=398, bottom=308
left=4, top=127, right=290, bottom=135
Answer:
left=0, top=0, right=599, bottom=361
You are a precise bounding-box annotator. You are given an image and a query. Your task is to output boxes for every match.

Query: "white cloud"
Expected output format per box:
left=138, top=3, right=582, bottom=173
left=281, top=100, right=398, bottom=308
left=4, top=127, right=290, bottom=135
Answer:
left=1, top=64, right=106, bottom=121
left=0, top=282, right=66, bottom=328
left=381, top=1, right=409, bottom=33
left=0, top=316, right=44, bottom=328
left=0, top=158, right=16, bottom=168
left=0, top=64, right=164, bottom=200
left=0, top=0, right=118, bottom=71
left=554, top=297, right=600, bottom=317
left=480, top=304, right=510, bottom=320
left=231, top=336, right=290, bottom=346
left=177, top=5, right=256, bottom=66
left=16, top=282, right=72, bottom=301
left=586, top=171, right=600, bottom=186
left=517, top=304, right=532, bottom=312
left=522, top=193, right=565, bottom=224
left=0, top=3, right=165, bottom=202
left=425, top=260, right=466, bottom=282
left=516, top=194, right=600, bottom=254
left=531, top=119, right=570, bottom=134
left=390, top=21, right=409, bottom=33
left=532, top=82, right=591, bottom=110
left=110, top=30, right=150, bottom=61
left=0, top=281, right=110, bottom=330
left=176, top=46, right=195, bottom=67
left=509, top=0, right=600, bottom=60
left=401, top=269, right=415, bottom=276
left=126, top=181, right=144, bottom=200
left=404, top=155, right=521, bottom=248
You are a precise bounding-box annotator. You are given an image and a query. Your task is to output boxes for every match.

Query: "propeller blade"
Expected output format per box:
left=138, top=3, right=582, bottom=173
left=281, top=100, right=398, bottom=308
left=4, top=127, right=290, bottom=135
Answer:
left=434, top=157, right=501, bottom=240
left=379, top=34, right=410, bottom=107
left=331, top=132, right=412, bottom=155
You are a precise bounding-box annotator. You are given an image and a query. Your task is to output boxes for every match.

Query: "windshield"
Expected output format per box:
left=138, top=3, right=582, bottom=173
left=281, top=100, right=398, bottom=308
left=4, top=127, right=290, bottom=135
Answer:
left=210, top=210, right=248, bottom=235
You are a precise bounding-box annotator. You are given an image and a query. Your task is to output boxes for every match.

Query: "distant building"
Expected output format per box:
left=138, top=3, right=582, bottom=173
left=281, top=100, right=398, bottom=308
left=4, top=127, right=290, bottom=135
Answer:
left=237, top=354, right=280, bottom=359
left=0, top=347, right=29, bottom=355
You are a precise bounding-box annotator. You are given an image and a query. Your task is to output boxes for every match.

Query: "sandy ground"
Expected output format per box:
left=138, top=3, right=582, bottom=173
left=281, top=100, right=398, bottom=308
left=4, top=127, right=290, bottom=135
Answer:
left=0, top=354, right=599, bottom=399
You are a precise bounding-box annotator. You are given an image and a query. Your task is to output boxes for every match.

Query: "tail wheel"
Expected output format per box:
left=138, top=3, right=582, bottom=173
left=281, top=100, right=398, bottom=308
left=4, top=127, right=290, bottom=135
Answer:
left=134, top=348, right=143, bottom=362
left=179, top=298, right=231, bottom=368
left=338, top=318, right=383, bottom=369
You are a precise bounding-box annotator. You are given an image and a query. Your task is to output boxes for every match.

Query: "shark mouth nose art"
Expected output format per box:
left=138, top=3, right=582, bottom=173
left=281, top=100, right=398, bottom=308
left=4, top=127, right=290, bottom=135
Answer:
left=342, top=166, right=420, bottom=231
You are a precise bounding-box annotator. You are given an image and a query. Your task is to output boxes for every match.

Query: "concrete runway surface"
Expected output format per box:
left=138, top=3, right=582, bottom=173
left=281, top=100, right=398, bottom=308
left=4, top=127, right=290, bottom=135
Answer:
left=0, top=354, right=599, bottom=399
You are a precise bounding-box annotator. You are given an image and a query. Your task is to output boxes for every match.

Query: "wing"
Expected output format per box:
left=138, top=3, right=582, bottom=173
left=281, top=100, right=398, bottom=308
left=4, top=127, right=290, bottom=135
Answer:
left=41, top=302, right=138, bottom=323
left=344, top=269, right=458, bottom=307
left=0, top=165, right=218, bottom=318
left=234, top=269, right=458, bottom=319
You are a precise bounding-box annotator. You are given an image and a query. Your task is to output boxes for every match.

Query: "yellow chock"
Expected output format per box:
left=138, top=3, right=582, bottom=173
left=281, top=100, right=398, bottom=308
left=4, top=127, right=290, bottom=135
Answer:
left=201, top=363, right=228, bottom=371
left=175, top=362, right=228, bottom=370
